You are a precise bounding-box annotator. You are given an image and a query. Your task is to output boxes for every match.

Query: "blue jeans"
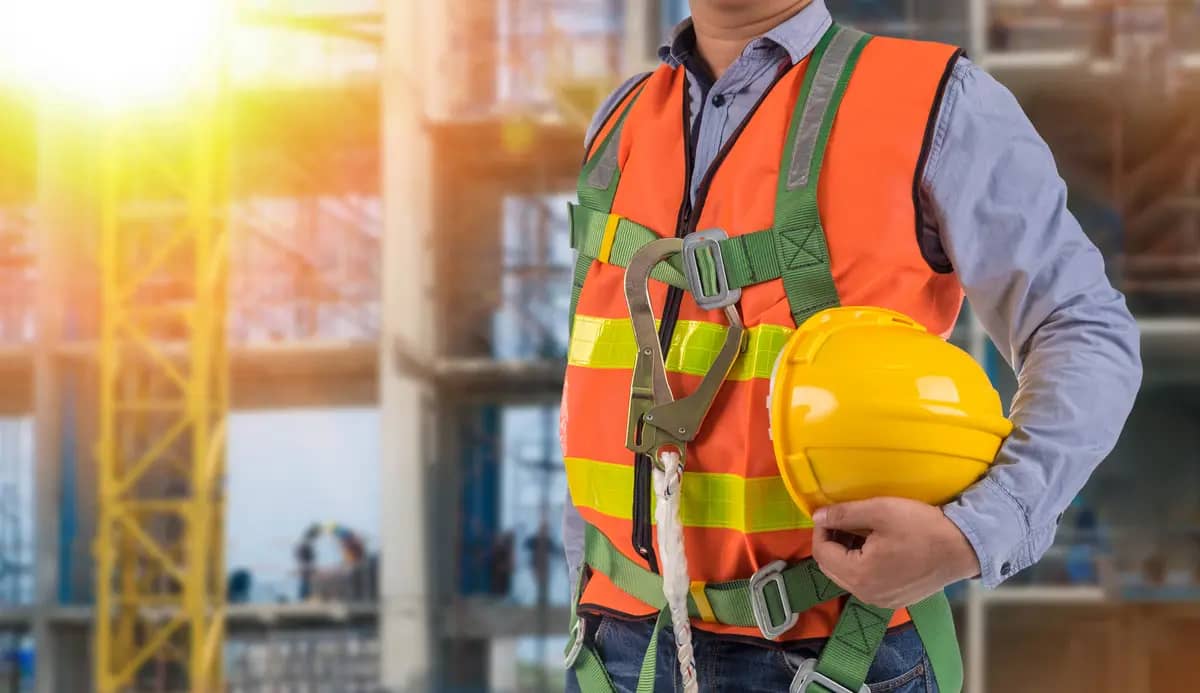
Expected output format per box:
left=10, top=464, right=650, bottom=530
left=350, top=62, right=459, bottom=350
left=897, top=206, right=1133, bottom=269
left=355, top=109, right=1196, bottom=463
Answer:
left=567, top=614, right=938, bottom=693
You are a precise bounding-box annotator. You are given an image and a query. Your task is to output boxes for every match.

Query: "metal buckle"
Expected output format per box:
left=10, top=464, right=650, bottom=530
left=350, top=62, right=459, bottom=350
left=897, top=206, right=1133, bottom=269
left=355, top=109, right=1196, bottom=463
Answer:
left=749, top=560, right=799, bottom=640
left=682, top=229, right=742, bottom=311
left=563, top=617, right=585, bottom=669
left=789, top=657, right=870, bottom=693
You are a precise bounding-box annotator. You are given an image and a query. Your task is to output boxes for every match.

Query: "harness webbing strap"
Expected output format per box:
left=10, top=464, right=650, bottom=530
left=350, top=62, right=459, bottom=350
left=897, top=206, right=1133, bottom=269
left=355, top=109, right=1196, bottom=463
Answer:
left=573, top=646, right=616, bottom=692
left=582, top=523, right=841, bottom=628
left=807, top=597, right=893, bottom=692
left=570, top=85, right=648, bottom=336
left=569, top=203, right=781, bottom=294
left=909, top=591, right=964, bottom=692
left=569, top=524, right=963, bottom=692
left=787, top=28, right=869, bottom=190
left=637, top=609, right=670, bottom=692
left=568, top=204, right=690, bottom=288
left=772, top=25, right=870, bottom=327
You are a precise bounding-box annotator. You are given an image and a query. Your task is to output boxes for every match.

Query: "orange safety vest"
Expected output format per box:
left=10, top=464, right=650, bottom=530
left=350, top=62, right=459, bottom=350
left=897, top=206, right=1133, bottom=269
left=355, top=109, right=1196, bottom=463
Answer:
left=563, top=30, right=964, bottom=642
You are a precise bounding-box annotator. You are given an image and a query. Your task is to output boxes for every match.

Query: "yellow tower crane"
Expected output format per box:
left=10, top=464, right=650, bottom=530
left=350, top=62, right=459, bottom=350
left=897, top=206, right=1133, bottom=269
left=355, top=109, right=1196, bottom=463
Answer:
left=92, top=14, right=232, bottom=693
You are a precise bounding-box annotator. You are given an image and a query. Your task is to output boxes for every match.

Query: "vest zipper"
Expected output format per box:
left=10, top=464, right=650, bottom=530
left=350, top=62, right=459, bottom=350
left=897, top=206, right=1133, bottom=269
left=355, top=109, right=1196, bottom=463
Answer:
left=630, top=65, right=793, bottom=572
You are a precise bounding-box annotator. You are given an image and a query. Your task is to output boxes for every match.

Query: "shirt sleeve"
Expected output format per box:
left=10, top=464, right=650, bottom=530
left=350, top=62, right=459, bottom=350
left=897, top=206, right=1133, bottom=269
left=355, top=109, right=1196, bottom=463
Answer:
left=583, top=71, right=654, bottom=153
left=923, top=58, right=1143, bottom=588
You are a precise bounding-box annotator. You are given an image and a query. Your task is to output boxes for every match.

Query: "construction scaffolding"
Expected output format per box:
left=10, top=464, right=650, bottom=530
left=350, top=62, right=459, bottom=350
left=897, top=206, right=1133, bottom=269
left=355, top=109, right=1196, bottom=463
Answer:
left=92, top=19, right=233, bottom=693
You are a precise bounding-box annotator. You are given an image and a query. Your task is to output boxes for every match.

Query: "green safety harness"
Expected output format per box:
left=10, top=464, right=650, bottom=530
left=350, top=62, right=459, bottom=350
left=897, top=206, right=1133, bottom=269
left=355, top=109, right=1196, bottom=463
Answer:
left=565, top=25, right=964, bottom=693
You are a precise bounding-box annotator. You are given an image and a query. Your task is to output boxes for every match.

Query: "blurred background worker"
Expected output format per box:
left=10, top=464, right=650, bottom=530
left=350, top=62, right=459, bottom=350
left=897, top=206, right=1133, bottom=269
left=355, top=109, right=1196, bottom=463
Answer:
left=561, top=1, right=1141, bottom=690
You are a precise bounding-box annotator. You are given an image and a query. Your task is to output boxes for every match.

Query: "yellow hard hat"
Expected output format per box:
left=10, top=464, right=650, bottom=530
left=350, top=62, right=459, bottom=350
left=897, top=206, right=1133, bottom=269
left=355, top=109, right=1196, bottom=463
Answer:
left=768, top=307, right=1013, bottom=517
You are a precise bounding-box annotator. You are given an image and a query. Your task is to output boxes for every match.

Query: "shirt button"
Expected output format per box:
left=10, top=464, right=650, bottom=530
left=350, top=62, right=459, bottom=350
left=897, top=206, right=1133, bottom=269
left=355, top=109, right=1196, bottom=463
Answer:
left=1000, top=562, right=1012, bottom=576
left=711, top=93, right=726, bottom=107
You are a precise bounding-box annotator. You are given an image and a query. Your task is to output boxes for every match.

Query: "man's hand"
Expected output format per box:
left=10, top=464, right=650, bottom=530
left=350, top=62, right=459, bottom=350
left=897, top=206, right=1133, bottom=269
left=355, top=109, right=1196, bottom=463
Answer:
left=811, top=497, right=981, bottom=610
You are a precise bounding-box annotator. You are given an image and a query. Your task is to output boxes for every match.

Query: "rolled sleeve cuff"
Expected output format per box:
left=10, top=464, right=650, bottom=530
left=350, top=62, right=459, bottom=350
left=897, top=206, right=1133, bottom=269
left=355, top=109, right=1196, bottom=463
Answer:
left=943, top=477, right=1058, bottom=588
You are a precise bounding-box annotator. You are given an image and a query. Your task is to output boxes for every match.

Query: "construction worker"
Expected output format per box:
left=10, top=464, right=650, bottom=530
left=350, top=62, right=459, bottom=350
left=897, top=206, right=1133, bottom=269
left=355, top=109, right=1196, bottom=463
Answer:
left=561, top=1, right=1142, bottom=691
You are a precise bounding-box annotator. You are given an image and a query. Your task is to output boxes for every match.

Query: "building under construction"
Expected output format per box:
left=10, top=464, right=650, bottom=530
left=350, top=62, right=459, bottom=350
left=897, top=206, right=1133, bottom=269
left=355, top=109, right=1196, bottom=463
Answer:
left=0, top=0, right=1197, bottom=691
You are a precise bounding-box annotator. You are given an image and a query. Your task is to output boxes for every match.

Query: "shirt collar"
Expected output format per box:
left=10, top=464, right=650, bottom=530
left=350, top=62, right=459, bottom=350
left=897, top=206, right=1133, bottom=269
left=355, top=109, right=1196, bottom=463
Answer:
left=657, top=0, right=833, bottom=69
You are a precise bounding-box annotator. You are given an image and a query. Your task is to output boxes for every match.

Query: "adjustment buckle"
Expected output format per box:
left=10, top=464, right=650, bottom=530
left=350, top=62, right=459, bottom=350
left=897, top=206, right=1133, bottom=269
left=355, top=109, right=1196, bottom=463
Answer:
left=789, top=658, right=870, bottom=693
left=563, top=617, right=585, bottom=669
left=682, top=229, right=742, bottom=311
left=749, top=560, right=799, bottom=641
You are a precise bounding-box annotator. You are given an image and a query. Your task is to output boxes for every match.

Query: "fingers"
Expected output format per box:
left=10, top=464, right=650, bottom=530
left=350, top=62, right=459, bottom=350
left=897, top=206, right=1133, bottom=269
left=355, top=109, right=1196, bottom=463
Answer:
left=811, top=526, right=862, bottom=593
left=812, top=498, right=896, bottom=533
left=810, top=499, right=948, bottom=610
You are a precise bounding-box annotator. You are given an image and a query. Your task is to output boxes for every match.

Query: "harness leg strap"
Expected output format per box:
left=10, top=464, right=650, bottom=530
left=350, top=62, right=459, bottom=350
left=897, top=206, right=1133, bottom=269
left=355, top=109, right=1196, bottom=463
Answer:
left=793, top=593, right=962, bottom=693
left=797, top=598, right=891, bottom=693
left=909, top=591, right=963, bottom=692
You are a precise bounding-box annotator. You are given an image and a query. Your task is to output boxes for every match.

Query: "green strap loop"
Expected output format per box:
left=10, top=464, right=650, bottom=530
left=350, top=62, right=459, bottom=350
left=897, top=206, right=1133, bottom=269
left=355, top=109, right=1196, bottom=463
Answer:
left=772, top=24, right=870, bottom=327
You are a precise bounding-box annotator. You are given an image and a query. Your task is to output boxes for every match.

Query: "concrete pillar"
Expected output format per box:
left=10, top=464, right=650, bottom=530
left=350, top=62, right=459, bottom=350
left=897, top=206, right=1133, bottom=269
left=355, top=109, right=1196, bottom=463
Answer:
left=489, top=638, right=519, bottom=693
left=379, top=2, right=439, bottom=690
left=624, top=0, right=659, bottom=73
left=967, top=0, right=988, bottom=65
left=32, top=95, right=72, bottom=693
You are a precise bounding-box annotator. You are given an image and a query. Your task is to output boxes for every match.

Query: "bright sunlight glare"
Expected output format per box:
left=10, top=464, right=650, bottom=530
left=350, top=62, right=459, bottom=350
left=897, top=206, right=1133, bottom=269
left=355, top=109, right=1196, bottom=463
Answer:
left=0, top=1, right=226, bottom=108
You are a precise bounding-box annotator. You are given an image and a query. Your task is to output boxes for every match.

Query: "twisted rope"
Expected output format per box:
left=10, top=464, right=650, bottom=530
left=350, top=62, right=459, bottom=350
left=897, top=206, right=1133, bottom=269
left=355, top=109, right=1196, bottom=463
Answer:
left=654, top=449, right=698, bottom=693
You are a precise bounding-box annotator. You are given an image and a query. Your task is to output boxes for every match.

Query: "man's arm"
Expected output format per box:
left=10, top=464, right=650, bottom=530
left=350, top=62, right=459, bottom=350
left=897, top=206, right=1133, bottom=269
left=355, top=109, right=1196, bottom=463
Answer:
left=811, top=58, right=1141, bottom=605
left=929, top=58, right=1142, bottom=588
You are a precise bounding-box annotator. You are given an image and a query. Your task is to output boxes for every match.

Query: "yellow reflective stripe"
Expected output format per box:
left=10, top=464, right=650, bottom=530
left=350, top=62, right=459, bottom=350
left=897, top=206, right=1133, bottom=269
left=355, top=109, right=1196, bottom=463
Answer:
left=568, top=316, right=793, bottom=381
left=565, top=457, right=813, bottom=533
left=690, top=581, right=717, bottom=622
left=597, top=213, right=621, bottom=263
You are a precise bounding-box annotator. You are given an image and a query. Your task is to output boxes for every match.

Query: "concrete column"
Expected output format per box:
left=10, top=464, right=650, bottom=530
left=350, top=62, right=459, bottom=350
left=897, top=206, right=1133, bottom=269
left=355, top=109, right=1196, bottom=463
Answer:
left=489, top=638, right=519, bottom=693
left=32, top=92, right=104, bottom=693
left=379, top=2, right=439, bottom=690
left=967, top=0, right=988, bottom=66
left=623, top=0, right=659, bottom=73
left=32, top=95, right=71, bottom=693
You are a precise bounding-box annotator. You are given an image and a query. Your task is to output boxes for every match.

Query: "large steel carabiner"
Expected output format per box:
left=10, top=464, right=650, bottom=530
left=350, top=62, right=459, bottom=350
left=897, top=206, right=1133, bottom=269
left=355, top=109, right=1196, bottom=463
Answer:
left=624, top=237, right=745, bottom=467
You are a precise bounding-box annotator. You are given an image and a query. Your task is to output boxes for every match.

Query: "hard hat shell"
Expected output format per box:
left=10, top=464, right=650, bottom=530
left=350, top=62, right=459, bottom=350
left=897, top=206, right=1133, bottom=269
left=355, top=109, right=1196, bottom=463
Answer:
left=768, top=307, right=1013, bottom=517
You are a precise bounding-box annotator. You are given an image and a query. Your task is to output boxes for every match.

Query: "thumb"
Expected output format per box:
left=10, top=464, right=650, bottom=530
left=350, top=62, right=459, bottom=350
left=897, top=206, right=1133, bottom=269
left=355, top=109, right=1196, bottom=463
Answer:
left=812, top=499, right=892, bottom=532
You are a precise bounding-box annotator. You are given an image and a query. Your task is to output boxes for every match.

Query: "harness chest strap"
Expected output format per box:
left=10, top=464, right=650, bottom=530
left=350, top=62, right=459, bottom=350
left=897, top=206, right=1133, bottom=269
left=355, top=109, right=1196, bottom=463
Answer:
left=568, top=204, right=782, bottom=296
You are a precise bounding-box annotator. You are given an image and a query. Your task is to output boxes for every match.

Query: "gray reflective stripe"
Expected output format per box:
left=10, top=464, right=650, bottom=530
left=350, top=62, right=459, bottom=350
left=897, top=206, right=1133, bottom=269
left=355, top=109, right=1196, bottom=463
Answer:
left=786, top=27, right=868, bottom=190
left=587, top=126, right=623, bottom=189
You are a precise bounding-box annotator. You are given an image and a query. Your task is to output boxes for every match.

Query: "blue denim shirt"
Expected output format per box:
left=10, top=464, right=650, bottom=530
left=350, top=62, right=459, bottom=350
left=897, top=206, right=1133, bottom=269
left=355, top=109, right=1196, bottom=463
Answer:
left=564, top=0, right=1142, bottom=589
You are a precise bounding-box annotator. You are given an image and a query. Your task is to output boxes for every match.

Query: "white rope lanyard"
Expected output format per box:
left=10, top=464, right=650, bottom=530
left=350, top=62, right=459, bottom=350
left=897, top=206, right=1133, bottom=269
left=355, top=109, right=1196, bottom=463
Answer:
left=653, top=449, right=699, bottom=693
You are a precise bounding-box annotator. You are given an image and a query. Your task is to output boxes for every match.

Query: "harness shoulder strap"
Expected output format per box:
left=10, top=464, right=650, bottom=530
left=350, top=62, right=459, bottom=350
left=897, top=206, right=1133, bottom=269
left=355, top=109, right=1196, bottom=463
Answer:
left=569, top=77, right=650, bottom=335
left=772, top=25, right=872, bottom=327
